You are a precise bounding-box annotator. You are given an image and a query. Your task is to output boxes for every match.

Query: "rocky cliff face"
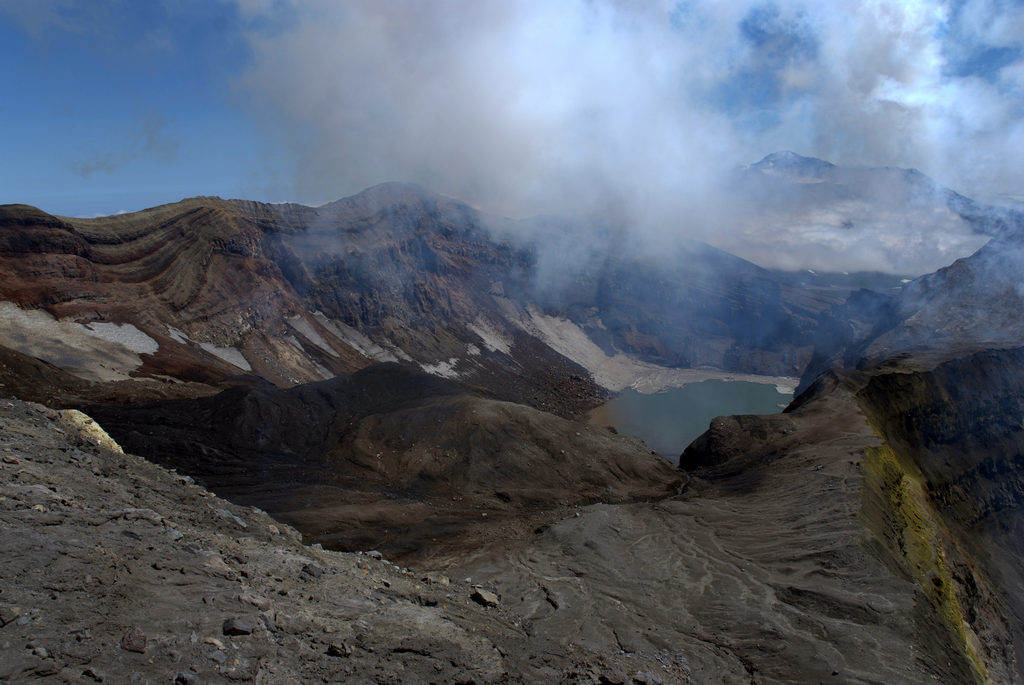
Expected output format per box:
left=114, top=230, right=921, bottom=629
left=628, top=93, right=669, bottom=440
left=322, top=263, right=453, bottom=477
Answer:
left=4, top=172, right=1024, bottom=683
left=0, top=183, right=860, bottom=414
left=680, top=348, right=1024, bottom=683
left=799, top=228, right=1024, bottom=392
left=858, top=347, right=1024, bottom=680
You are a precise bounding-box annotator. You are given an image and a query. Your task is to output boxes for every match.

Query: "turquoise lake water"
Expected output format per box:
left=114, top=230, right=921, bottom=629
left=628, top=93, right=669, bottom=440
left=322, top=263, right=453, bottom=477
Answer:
left=593, top=380, right=792, bottom=458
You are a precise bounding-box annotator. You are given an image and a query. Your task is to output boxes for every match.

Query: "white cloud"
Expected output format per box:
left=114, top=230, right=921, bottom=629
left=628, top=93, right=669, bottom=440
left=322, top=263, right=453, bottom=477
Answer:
left=227, top=0, right=1024, bottom=273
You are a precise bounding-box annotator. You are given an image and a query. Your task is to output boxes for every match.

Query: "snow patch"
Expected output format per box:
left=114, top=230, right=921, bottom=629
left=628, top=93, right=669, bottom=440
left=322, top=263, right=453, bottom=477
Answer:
left=166, top=326, right=190, bottom=345
left=468, top=320, right=512, bottom=354
left=0, top=302, right=143, bottom=382
left=310, top=313, right=401, bottom=363
left=198, top=342, right=252, bottom=371
left=420, top=358, right=461, bottom=379
left=284, top=335, right=306, bottom=354
left=517, top=305, right=797, bottom=395
left=168, top=324, right=252, bottom=372
left=82, top=322, right=158, bottom=355
left=389, top=345, right=414, bottom=362
left=311, top=312, right=414, bottom=362
left=774, top=381, right=798, bottom=395
left=466, top=343, right=481, bottom=356
left=311, top=360, right=334, bottom=380
left=288, top=315, right=340, bottom=357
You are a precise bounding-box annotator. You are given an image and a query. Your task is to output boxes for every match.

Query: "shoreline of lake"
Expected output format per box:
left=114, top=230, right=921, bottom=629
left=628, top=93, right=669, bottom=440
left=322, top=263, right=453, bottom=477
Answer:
left=589, top=378, right=794, bottom=458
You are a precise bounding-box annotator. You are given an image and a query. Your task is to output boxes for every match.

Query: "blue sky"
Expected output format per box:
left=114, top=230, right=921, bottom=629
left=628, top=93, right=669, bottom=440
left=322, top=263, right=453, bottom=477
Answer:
left=0, top=2, right=272, bottom=215
left=2, top=0, right=1024, bottom=218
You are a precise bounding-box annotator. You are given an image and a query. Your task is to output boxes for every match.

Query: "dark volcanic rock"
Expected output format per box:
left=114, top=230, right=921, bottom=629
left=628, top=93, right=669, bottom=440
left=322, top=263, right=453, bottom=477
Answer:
left=222, top=617, right=254, bottom=636
left=449, top=367, right=1000, bottom=685
left=119, top=625, right=147, bottom=653
left=677, top=351, right=1024, bottom=684
left=470, top=589, right=500, bottom=607
left=4, top=370, right=1023, bottom=683
left=0, top=185, right=858, bottom=413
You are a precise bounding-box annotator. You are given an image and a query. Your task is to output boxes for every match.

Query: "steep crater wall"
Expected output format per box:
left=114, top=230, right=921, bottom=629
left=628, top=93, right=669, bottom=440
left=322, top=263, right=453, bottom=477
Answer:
left=857, top=347, right=1024, bottom=682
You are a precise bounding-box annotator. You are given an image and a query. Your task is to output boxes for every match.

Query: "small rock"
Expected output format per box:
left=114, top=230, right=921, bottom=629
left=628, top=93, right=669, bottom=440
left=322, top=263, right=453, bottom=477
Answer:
left=0, top=606, right=20, bottom=626
left=2, top=455, right=18, bottom=464
left=213, top=507, right=247, bottom=529
left=327, top=642, right=352, bottom=658
left=33, top=663, right=59, bottom=677
left=209, top=649, right=227, bottom=664
left=222, top=617, right=253, bottom=636
left=301, top=563, right=323, bottom=578
left=201, top=637, right=225, bottom=649
left=82, top=666, right=105, bottom=682
left=31, top=646, right=48, bottom=658
left=174, top=673, right=198, bottom=685
left=237, top=592, right=271, bottom=610
left=470, top=589, right=500, bottom=607
left=259, top=613, right=278, bottom=633
left=366, top=550, right=383, bottom=560
left=120, top=625, right=147, bottom=654
left=598, top=669, right=627, bottom=685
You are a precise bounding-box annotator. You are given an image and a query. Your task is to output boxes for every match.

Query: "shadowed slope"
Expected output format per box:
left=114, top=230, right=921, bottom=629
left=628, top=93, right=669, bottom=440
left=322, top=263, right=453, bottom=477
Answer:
left=84, top=363, right=682, bottom=564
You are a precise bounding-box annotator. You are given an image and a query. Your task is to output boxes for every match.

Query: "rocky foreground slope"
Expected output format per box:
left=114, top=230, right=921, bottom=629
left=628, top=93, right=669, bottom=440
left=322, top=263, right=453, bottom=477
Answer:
left=0, top=397, right=667, bottom=684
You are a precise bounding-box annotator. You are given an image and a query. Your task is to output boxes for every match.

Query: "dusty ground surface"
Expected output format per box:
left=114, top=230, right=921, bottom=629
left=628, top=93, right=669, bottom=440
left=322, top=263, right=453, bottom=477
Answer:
left=445, top=376, right=996, bottom=685
left=0, top=398, right=684, bottom=684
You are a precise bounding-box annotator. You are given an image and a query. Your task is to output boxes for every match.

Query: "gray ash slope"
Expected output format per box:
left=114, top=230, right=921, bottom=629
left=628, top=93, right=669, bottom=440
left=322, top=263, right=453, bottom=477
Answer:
left=457, top=368, right=989, bottom=684
left=0, top=398, right=666, bottom=684
left=4, top=355, right=1020, bottom=684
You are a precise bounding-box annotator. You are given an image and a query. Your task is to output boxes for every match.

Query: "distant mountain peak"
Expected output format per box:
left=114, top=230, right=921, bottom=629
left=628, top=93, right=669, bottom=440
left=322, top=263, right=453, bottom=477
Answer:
left=748, top=151, right=837, bottom=178
left=319, top=181, right=463, bottom=216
